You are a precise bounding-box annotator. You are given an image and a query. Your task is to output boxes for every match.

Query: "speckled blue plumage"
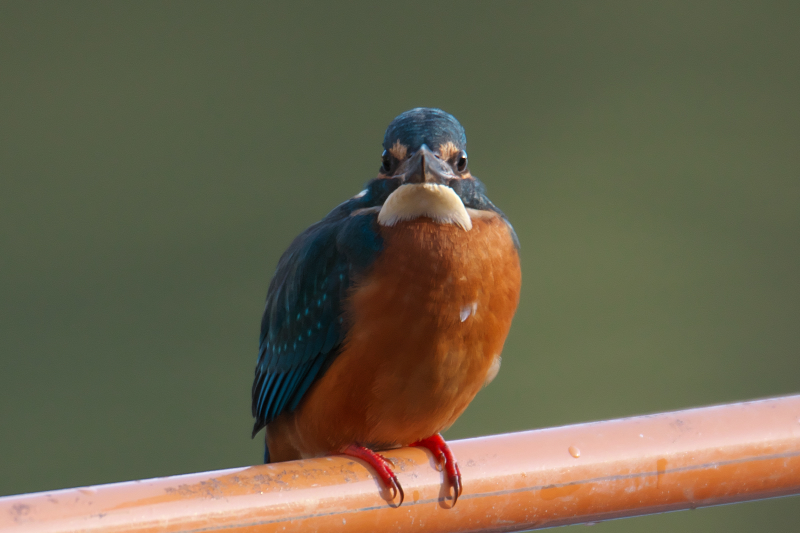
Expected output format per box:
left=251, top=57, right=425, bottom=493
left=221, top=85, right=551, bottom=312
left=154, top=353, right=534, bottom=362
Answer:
left=251, top=179, right=398, bottom=440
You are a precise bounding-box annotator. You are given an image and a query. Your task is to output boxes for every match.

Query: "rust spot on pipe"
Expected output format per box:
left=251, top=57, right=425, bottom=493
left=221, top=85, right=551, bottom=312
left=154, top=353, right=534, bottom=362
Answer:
left=540, top=483, right=581, bottom=500
left=656, top=458, right=668, bottom=489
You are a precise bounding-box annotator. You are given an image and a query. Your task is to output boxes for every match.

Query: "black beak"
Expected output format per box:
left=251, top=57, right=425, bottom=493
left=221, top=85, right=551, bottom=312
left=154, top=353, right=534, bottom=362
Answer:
left=403, top=144, right=455, bottom=185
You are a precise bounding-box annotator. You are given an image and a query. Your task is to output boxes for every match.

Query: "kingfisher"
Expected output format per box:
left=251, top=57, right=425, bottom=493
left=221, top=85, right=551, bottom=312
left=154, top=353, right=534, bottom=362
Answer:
left=251, top=108, right=521, bottom=506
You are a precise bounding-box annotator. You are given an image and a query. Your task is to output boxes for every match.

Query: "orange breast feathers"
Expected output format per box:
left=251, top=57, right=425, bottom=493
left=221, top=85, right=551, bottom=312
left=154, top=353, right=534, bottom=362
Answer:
left=266, top=211, right=521, bottom=461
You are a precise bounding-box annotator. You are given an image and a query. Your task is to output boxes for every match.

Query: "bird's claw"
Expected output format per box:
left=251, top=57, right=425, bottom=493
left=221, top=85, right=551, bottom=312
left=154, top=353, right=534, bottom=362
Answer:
left=410, top=433, right=463, bottom=506
left=387, top=475, right=405, bottom=505
left=341, top=444, right=405, bottom=506
left=341, top=434, right=461, bottom=508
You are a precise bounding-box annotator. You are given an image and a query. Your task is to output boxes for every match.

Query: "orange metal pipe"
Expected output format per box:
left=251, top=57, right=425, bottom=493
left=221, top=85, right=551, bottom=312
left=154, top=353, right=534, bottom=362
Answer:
left=2, top=395, right=800, bottom=532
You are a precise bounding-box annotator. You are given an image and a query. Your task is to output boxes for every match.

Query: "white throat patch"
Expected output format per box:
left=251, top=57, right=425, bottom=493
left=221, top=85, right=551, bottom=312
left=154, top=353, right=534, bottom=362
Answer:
left=377, top=183, right=472, bottom=231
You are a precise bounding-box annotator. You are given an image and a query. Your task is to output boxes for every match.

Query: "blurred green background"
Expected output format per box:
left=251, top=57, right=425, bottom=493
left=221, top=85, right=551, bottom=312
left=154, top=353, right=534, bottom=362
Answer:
left=1, top=1, right=798, bottom=530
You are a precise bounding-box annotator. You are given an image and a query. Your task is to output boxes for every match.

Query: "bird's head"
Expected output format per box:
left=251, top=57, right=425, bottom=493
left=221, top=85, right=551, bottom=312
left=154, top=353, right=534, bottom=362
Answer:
left=379, top=107, right=470, bottom=184
left=372, top=108, right=477, bottom=230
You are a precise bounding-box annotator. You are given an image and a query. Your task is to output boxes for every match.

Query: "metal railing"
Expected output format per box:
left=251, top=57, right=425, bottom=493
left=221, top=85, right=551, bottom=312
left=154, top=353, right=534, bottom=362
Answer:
left=2, top=395, right=799, bottom=532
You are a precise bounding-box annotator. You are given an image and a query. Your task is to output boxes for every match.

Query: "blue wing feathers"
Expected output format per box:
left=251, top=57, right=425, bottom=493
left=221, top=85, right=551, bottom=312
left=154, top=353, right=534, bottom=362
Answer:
left=251, top=189, right=388, bottom=439
left=273, top=366, right=305, bottom=416
left=320, top=319, right=340, bottom=357
left=287, top=353, right=330, bottom=412
left=262, top=373, right=287, bottom=421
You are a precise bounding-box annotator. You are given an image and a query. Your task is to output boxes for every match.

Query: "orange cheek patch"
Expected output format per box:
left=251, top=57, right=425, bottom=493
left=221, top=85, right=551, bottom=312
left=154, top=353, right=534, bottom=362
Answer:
left=438, top=141, right=460, bottom=162
left=389, top=140, right=408, bottom=161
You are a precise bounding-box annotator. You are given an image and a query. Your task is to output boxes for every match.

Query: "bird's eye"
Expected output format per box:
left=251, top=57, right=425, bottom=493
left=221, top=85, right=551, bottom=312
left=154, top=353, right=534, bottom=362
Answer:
left=455, top=151, right=468, bottom=172
left=381, top=150, right=392, bottom=173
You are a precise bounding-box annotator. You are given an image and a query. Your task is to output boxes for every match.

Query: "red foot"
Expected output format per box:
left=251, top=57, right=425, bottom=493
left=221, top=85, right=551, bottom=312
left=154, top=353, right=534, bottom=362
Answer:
left=411, top=433, right=463, bottom=505
left=342, top=444, right=404, bottom=506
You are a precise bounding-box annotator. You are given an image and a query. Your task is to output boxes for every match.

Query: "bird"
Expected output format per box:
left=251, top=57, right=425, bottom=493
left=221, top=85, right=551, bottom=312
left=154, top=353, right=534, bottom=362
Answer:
left=251, top=107, right=521, bottom=506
